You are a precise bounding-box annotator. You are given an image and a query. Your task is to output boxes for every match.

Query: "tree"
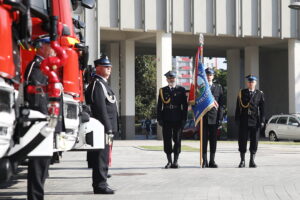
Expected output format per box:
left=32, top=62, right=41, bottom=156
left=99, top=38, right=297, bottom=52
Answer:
left=214, top=68, right=227, bottom=111
left=135, top=55, right=157, bottom=121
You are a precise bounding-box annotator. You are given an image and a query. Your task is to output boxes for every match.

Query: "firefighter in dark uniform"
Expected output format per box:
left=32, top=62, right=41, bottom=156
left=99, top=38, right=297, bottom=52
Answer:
left=235, top=74, right=265, bottom=168
left=157, top=71, right=188, bottom=169
left=24, top=37, right=53, bottom=200
left=85, top=55, right=118, bottom=194
left=202, top=68, right=224, bottom=168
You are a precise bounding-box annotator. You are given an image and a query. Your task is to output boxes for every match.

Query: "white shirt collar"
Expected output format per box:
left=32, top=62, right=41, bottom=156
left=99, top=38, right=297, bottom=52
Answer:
left=248, top=88, right=255, bottom=92
left=169, top=85, right=176, bottom=89
left=99, top=75, right=108, bottom=82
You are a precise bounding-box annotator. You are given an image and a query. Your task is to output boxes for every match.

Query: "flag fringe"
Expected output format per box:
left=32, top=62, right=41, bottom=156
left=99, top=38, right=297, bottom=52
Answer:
left=194, top=103, right=215, bottom=126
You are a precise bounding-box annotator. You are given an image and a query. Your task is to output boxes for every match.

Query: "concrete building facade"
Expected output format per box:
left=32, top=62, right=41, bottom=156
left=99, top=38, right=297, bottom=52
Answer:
left=78, top=0, right=300, bottom=139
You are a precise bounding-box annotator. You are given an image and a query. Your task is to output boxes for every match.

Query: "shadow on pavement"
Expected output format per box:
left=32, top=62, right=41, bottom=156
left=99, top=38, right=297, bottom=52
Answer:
left=47, top=176, right=91, bottom=179
left=110, top=166, right=202, bottom=170
left=49, top=167, right=90, bottom=170
left=46, top=191, right=93, bottom=195
left=0, top=192, right=26, bottom=196
left=0, top=173, right=27, bottom=189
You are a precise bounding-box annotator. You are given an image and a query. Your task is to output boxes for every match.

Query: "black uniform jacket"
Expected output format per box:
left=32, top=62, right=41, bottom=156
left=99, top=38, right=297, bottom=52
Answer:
left=157, top=85, right=188, bottom=123
left=85, top=75, right=118, bottom=133
left=235, top=89, right=265, bottom=127
left=24, top=55, right=48, bottom=114
left=204, top=83, right=224, bottom=125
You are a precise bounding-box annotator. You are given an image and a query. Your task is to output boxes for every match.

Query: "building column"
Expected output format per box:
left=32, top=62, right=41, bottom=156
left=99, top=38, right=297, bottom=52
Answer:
left=84, top=4, right=100, bottom=64
left=107, top=43, right=120, bottom=103
left=226, top=49, right=242, bottom=138
left=288, top=39, right=300, bottom=113
left=245, top=46, right=260, bottom=88
left=120, top=40, right=135, bottom=139
left=156, top=32, right=172, bottom=140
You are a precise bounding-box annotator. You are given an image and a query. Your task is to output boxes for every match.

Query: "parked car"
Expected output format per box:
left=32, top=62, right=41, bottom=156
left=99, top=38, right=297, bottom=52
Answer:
left=182, top=119, right=224, bottom=140
left=265, top=114, right=300, bottom=141
left=182, top=120, right=199, bottom=139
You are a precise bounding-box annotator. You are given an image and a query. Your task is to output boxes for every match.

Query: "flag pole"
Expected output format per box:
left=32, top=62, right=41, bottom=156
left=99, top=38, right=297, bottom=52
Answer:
left=200, top=117, right=203, bottom=167
left=199, top=34, right=204, bottom=168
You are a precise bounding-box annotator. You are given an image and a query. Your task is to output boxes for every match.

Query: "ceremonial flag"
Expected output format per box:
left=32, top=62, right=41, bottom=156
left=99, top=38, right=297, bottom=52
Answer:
left=189, top=44, right=214, bottom=126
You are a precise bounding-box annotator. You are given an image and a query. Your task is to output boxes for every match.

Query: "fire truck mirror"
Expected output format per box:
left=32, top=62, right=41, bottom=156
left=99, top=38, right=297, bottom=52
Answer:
left=81, top=0, right=95, bottom=9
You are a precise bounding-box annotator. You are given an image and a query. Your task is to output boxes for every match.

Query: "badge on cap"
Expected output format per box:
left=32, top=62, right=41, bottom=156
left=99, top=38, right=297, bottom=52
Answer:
left=164, top=71, right=176, bottom=78
left=205, top=68, right=215, bottom=75
left=32, top=35, right=51, bottom=48
left=94, top=54, right=112, bottom=67
left=245, top=74, right=257, bottom=82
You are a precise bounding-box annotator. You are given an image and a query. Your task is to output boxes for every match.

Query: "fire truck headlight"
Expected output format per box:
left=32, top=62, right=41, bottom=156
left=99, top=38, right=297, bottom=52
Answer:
left=21, top=108, right=30, bottom=116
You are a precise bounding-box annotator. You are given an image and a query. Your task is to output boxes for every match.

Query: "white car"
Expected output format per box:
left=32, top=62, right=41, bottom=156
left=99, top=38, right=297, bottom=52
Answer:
left=265, top=114, right=300, bottom=141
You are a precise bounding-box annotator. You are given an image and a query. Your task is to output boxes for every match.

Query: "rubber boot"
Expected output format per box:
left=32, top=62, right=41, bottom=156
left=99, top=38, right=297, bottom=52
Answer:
left=165, top=154, right=172, bottom=169
left=171, top=154, right=179, bottom=168
left=249, top=153, right=257, bottom=168
left=202, top=153, right=209, bottom=168
left=209, top=153, right=218, bottom=168
left=238, top=152, right=245, bottom=168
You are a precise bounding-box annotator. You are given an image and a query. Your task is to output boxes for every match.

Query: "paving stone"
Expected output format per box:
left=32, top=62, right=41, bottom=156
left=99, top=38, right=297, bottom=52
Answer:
left=1, top=140, right=300, bottom=200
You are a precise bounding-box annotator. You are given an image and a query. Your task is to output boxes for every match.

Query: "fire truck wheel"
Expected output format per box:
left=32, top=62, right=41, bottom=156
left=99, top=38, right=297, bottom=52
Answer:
left=0, top=158, right=13, bottom=183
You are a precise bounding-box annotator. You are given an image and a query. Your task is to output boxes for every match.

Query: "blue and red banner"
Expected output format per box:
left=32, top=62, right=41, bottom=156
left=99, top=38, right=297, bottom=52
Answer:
left=188, top=46, right=215, bottom=125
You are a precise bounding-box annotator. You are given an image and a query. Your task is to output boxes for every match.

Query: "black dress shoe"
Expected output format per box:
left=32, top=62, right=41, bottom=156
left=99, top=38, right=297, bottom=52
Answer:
left=202, top=160, right=209, bottom=168
left=107, top=174, right=112, bottom=178
left=238, top=161, right=245, bottom=168
left=209, top=161, right=218, bottom=168
left=165, top=162, right=172, bottom=169
left=249, top=159, right=257, bottom=168
left=249, top=154, right=257, bottom=168
left=202, top=153, right=209, bottom=168
left=94, top=187, right=115, bottom=194
left=171, top=162, right=179, bottom=169
left=209, top=153, right=218, bottom=168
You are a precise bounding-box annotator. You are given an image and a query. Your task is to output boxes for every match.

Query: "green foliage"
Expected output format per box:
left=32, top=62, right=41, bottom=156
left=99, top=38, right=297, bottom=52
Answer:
left=214, top=68, right=227, bottom=109
left=135, top=55, right=157, bottom=121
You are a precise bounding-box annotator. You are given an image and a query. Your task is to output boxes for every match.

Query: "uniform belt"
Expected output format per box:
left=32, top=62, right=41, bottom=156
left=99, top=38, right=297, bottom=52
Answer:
left=164, top=104, right=179, bottom=109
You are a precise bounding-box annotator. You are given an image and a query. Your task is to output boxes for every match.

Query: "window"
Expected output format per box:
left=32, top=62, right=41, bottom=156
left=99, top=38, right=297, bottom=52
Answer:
left=288, top=117, right=299, bottom=126
left=0, top=90, right=11, bottom=113
left=64, top=103, right=78, bottom=119
left=277, top=117, right=288, bottom=125
left=184, top=122, right=190, bottom=129
left=190, top=120, right=195, bottom=128
left=269, top=117, right=278, bottom=124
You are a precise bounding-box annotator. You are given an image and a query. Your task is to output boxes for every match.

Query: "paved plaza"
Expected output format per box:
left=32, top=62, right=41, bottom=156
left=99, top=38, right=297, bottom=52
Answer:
left=1, top=140, right=300, bottom=200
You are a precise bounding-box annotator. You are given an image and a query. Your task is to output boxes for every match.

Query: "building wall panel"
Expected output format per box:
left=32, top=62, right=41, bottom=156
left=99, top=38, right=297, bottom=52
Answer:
left=242, top=0, right=259, bottom=37
left=145, top=0, right=166, bottom=31
left=99, top=0, right=119, bottom=28
left=194, top=0, right=214, bottom=34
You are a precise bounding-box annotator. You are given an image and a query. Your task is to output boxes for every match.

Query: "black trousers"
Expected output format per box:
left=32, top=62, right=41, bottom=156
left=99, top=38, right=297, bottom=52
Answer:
left=89, top=144, right=109, bottom=189
left=162, top=122, right=182, bottom=155
left=203, top=123, right=217, bottom=154
left=27, top=158, right=51, bottom=200
left=238, top=125, right=259, bottom=154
